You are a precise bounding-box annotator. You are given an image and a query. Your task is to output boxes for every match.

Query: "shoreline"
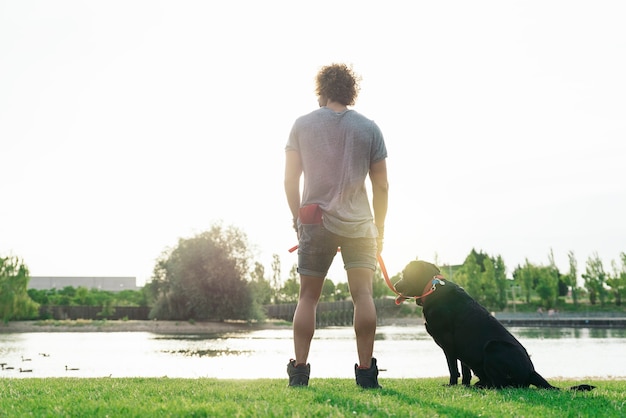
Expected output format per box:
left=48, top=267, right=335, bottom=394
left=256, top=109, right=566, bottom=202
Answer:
left=0, top=319, right=292, bottom=334
left=0, top=319, right=424, bottom=334
left=0, top=317, right=427, bottom=334
left=2, top=314, right=624, bottom=334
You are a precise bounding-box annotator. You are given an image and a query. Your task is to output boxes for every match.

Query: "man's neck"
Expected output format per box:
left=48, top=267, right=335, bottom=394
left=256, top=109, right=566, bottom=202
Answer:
left=325, top=100, right=347, bottom=113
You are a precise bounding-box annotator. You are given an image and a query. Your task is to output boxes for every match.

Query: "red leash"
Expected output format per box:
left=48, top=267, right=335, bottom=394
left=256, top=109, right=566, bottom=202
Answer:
left=375, top=253, right=406, bottom=304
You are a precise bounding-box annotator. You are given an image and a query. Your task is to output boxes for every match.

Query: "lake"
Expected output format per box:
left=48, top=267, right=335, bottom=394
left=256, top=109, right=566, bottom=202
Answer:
left=1, top=326, right=624, bottom=381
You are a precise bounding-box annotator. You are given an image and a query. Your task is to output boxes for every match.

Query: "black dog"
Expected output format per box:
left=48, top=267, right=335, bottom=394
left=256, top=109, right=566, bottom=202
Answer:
left=394, top=260, right=594, bottom=391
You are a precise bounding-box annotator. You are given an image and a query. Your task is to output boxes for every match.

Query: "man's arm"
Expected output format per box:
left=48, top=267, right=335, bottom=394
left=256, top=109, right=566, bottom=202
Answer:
left=369, top=158, right=389, bottom=252
left=284, top=150, right=303, bottom=229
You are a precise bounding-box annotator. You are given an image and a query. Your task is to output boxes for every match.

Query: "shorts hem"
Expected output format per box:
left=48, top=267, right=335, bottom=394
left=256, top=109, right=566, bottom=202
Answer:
left=344, top=262, right=377, bottom=271
left=297, top=267, right=327, bottom=278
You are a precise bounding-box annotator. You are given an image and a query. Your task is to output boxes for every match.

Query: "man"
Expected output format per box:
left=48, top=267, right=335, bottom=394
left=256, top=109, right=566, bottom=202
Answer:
left=284, top=63, right=389, bottom=388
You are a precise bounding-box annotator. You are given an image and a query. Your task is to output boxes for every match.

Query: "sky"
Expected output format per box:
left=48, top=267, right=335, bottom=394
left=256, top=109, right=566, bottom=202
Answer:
left=1, top=1, right=625, bottom=287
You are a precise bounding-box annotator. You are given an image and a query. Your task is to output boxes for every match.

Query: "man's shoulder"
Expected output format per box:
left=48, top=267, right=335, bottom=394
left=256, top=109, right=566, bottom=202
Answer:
left=345, top=110, right=377, bottom=126
left=294, top=108, right=378, bottom=130
left=299, top=107, right=326, bottom=118
left=293, top=108, right=325, bottom=126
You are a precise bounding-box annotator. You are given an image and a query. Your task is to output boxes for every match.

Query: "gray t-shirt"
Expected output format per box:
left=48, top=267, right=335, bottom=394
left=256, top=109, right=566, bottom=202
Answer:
left=286, top=107, right=387, bottom=238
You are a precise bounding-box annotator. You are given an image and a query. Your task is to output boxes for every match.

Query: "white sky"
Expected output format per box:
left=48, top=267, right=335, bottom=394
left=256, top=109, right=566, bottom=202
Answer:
left=1, top=1, right=625, bottom=286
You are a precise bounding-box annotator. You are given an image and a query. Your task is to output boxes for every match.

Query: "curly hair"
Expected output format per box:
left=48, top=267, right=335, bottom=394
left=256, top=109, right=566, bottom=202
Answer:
left=315, top=63, right=361, bottom=106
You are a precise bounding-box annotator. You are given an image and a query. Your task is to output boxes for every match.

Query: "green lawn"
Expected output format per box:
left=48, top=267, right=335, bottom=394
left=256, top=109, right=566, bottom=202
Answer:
left=0, top=377, right=622, bottom=417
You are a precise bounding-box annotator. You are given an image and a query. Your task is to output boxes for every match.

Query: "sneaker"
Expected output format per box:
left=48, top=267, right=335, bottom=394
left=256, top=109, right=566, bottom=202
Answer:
left=287, top=359, right=310, bottom=387
left=355, top=358, right=382, bottom=389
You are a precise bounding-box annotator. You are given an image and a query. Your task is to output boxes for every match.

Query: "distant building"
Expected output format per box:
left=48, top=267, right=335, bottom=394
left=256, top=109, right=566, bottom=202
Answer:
left=28, top=276, right=137, bottom=292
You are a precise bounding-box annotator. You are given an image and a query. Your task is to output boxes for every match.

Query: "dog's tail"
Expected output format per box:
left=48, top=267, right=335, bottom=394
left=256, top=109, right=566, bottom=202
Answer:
left=528, top=371, right=559, bottom=390
left=568, top=384, right=596, bottom=391
left=530, top=372, right=595, bottom=391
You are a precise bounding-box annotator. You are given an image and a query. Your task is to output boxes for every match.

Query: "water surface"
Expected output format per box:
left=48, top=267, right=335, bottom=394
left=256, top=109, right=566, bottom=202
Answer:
left=1, top=326, right=624, bottom=380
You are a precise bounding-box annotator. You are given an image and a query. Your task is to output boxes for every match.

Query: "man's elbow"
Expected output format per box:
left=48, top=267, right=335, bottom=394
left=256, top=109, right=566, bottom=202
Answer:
left=374, top=181, right=389, bottom=194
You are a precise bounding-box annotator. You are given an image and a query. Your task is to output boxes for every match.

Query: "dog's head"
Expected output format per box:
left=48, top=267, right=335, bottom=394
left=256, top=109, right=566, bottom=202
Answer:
left=394, top=260, right=442, bottom=299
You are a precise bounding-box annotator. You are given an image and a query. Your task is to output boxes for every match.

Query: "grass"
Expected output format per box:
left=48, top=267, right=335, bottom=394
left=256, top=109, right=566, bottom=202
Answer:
left=0, top=378, right=623, bottom=417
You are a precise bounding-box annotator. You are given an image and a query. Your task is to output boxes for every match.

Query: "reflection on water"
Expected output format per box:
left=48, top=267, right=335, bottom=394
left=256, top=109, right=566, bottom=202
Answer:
left=513, top=327, right=626, bottom=339
left=0, top=326, right=624, bottom=380
left=161, top=348, right=249, bottom=357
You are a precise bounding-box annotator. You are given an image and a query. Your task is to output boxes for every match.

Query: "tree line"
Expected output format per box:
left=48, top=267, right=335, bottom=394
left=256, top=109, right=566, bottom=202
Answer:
left=447, top=248, right=626, bottom=312
left=2, top=223, right=625, bottom=323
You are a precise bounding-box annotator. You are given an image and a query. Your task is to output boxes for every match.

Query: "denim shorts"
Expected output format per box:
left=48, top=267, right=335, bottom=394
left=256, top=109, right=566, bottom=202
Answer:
left=297, top=223, right=378, bottom=278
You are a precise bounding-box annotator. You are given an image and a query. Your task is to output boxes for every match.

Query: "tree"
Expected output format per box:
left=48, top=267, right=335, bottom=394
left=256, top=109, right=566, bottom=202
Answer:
left=0, top=256, right=39, bottom=323
left=564, top=251, right=580, bottom=306
left=249, top=262, right=273, bottom=306
left=321, top=279, right=336, bottom=301
left=55, top=287, right=74, bottom=305
left=513, top=259, right=535, bottom=304
left=270, top=254, right=282, bottom=303
left=335, top=282, right=350, bottom=300
left=480, top=257, right=499, bottom=311
left=493, top=255, right=508, bottom=311
left=582, top=253, right=608, bottom=306
left=116, top=289, right=149, bottom=307
left=453, top=250, right=482, bottom=297
left=373, top=267, right=395, bottom=299
left=279, top=264, right=300, bottom=303
left=537, top=250, right=560, bottom=309
left=147, top=224, right=258, bottom=321
left=452, top=249, right=505, bottom=311
left=512, top=256, right=559, bottom=309
left=544, top=250, right=568, bottom=298
left=534, top=266, right=558, bottom=309
left=607, top=252, right=626, bottom=306
left=75, top=286, right=94, bottom=305
left=27, top=288, right=51, bottom=305
left=28, top=286, right=146, bottom=307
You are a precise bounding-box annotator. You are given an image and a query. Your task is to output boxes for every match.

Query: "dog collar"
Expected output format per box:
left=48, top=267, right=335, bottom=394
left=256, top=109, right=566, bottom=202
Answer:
left=416, top=275, right=446, bottom=305
left=393, top=274, right=446, bottom=305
